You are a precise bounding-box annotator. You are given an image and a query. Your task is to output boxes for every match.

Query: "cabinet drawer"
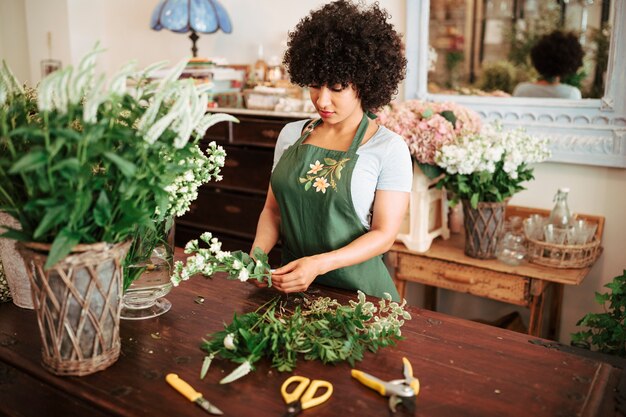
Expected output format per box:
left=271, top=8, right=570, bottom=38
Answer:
left=178, top=189, right=264, bottom=239
left=215, top=145, right=273, bottom=193
left=175, top=223, right=282, bottom=267
left=395, top=253, right=530, bottom=306
left=203, top=118, right=230, bottom=143
left=231, top=116, right=290, bottom=147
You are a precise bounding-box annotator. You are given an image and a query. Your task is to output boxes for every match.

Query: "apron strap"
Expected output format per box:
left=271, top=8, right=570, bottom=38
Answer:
left=294, top=118, right=323, bottom=146
left=347, top=113, right=370, bottom=154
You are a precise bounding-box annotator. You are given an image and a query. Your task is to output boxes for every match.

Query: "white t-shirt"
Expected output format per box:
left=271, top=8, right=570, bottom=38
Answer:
left=272, top=120, right=413, bottom=229
left=512, top=82, right=582, bottom=99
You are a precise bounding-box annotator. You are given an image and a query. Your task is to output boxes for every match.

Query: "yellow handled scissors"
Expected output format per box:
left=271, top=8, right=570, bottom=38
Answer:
left=281, top=375, right=333, bottom=417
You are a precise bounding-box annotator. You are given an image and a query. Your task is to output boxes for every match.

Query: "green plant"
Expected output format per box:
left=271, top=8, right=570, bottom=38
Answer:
left=200, top=291, right=411, bottom=384
left=477, top=61, right=517, bottom=94
left=0, top=46, right=235, bottom=269
left=571, top=270, right=626, bottom=357
left=435, top=123, right=551, bottom=208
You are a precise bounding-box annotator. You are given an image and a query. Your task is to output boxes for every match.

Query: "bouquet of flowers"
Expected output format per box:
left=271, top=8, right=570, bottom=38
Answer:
left=435, top=123, right=551, bottom=208
left=0, top=44, right=236, bottom=270
left=377, top=100, right=481, bottom=178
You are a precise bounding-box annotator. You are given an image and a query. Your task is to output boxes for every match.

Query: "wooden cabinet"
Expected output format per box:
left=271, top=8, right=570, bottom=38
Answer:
left=175, top=110, right=311, bottom=266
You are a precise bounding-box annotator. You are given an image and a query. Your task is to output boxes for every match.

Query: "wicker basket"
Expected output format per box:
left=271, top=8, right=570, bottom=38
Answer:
left=525, top=235, right=602, bottom=268
left=18, top=240, right=130, bottom=376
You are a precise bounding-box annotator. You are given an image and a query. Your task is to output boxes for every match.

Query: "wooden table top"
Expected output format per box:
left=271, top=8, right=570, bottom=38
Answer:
left=0, top=261, right=622, bottom=416
left=391, top=233, right=591, bottom=285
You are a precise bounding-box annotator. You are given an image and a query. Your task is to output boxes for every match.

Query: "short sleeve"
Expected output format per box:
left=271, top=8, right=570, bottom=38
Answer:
left=272, top=120, right=308, bottom=171
left=376, top=135, right=412, bottom=192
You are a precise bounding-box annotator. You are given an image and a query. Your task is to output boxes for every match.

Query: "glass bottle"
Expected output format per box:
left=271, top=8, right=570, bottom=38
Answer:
left=548, top=187, right=571, bottom=228
left=253, top=44, right=267, bottom=84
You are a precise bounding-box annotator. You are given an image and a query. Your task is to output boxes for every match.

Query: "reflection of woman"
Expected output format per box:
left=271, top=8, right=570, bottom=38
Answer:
left=251, top=0, right=411, bottom=300
left=513, top=31, right=584, bottom=99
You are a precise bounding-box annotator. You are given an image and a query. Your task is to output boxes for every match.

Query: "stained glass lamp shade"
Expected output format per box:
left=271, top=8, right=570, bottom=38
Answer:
left=150, top=0, right=232, bottom=57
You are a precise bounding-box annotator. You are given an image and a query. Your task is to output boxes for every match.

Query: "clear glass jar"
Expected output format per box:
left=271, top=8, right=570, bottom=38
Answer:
left=496, top=231, right=527, bottom=266
left=548, top=187, right=571, bottom=228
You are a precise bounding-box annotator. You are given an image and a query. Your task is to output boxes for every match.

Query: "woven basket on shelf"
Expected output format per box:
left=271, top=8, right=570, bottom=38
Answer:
left=17, top=240, right=130, bottom=376
left=525, top=236, right=602, bottom=268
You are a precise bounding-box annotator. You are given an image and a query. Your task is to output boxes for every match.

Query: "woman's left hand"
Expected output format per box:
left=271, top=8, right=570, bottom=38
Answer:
left=270, top=257, right=323, bottom=293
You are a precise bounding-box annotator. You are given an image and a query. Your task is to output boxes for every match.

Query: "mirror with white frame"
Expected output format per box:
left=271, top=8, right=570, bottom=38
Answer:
left=405, top=0, right=626, bottom=168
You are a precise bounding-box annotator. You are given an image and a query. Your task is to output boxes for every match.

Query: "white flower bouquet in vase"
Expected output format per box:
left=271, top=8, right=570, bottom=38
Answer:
left=377, top=100, right=481, bottom=252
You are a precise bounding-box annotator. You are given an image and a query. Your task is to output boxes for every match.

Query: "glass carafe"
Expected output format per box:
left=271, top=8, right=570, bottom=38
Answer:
left=548, top=187, right=571, bottom=228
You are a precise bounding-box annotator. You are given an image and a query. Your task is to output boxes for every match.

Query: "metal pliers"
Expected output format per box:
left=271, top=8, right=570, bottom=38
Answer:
left=351, top=357, right=420, bottom=413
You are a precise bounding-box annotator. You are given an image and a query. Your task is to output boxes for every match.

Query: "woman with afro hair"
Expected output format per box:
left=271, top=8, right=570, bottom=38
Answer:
left=250, top=0, right=411, bottom=301
left=513, top=30, right=584, bottom=99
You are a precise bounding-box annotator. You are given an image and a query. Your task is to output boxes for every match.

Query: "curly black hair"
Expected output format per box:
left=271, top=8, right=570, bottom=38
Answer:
left=531, top=31, right=584, bottom=80
left=283, top=0, right=406, bottom=112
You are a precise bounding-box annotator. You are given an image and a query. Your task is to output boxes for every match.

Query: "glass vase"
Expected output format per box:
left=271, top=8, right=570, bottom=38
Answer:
left=120, top=220, right=175, bottom=320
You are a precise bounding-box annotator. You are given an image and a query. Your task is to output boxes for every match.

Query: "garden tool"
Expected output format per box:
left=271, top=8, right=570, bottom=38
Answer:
left=166, top=373, right=223, bottom=415
left=281, top=375, right=333, bottom=417
left=351, top=357, right=420, bottom=413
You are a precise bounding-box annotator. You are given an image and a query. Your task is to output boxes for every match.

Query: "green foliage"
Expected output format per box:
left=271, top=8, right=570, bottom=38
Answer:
left=478, top=61, right=517, bottom=94
left=200, top=292, right=411, bottom=383
left=571, top=270, right=626, bottom=357
left=437, top=160, right=535, bottom=208
left=0, top=48, right=233, bottom=270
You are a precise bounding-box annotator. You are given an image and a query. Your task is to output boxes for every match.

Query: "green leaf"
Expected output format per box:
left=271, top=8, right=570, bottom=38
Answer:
left=93, top=190, right=112, bottom=227
left=336, top=165, right=343, bottom=180
left=324, top=158, right=337, bottom=165
left=470, top=193, right=479, bottom=209
left=104, top=152, right=137, bottom=177
left=0, top=228, right=32, bottom=242
left=8, top=150, right=48, bottom=174
left=439, top=110, right=457, bottom=127
left=44, top=228, right=81, bottom=270
left=304, top=181, right=312, bottom=191
left=298, top=177, right=308, bottom=183
left=421, top=108, right=434, bottom=118
left=33, top=206, right=66, bottom=239
left=417, top=162, right=443, bottom=180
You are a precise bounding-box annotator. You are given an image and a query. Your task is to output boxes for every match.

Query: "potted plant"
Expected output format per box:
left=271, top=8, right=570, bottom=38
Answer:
left=0, top=46, right=235, bottom=375
left=435, top=123, right=551, bottom=258
left=376, top=100, right=481, bottom=251
left=571, top=270, right=626, bottom=357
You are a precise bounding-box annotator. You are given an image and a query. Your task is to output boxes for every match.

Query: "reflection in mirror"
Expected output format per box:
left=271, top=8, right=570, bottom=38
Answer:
left=427, top=0, right=612, bottom=99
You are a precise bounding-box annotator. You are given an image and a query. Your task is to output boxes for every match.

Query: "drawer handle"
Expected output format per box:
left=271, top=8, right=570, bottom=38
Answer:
left=261, top=129, right=279, bottom=140
left=224, top=159, right=240, bottom=168
left=224, top=205, right=242, bottom=214
left=437, top=271, right=475, bottom=285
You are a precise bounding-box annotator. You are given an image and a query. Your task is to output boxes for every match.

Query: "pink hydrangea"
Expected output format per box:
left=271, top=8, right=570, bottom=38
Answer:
left=377, top=100, right=481, bottom=165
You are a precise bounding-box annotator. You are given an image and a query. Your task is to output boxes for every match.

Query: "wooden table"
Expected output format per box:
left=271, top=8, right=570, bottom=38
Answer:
left=388, top=207, right=604, bottom=340
left=0, top=260, right=623, bottom=416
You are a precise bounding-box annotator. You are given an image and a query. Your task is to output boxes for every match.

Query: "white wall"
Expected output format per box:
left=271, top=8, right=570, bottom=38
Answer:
left=1, top=0, right=623, bottom=344
left=0, top=0, right=31, bottom=82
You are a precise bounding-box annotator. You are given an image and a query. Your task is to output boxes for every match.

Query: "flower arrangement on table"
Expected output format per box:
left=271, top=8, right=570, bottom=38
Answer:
left=435, top=122, right=552, bottom=209
left=435, top=122, right=551, bottom=259
left=0, top=45, right=236, bottom=270
left=376, top=100, right=481, bottom=178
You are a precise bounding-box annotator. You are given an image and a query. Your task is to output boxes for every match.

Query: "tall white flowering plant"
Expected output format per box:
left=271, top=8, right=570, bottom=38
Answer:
left=435, top=123, right=551, bottom=208
left=0, top=45, right=236, bottom=269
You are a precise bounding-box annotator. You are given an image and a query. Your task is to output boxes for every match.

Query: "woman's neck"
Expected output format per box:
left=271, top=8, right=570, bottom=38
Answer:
left=537, top=76, right=560, bottom=85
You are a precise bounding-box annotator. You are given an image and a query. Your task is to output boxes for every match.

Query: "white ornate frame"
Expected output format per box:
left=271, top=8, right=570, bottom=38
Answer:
left=405, top=0, right=626, bottom=168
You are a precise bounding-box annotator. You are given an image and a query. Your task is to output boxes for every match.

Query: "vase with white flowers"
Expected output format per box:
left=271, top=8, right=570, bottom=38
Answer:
left=121, top=141, right=227, bottom=320
left=0, top=45, right=236, bottom=375
left=377, top=100, right=482, bottom=251
left=435, top=123, right=551, bottom=258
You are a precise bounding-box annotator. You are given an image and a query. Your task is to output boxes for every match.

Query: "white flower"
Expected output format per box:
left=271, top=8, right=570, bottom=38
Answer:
left=200, top=232, right=213, bottom=243
left=216, top=251, right=231, bottom=261
left=223, top=333, right=236, bottom=350
left=184, top=239, right=199, bottom=254
left=232, top=260, right=243, bottom=270
left=238, top=268, right=249, bottom=282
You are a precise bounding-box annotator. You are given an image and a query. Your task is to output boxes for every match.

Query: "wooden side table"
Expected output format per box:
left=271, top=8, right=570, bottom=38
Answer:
left=387, top=207, right=603, bottom=340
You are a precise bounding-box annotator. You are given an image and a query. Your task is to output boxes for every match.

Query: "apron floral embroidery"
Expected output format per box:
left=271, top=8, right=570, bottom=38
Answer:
left=298, top=157, right=351, bottom=193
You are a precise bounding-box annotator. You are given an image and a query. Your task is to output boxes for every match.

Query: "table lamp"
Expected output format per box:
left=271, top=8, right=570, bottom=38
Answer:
left=150, top=0, right=232, bottom=57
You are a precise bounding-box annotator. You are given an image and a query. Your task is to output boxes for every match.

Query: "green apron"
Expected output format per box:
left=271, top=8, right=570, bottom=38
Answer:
left=271, top=114, right=400, bottom=301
